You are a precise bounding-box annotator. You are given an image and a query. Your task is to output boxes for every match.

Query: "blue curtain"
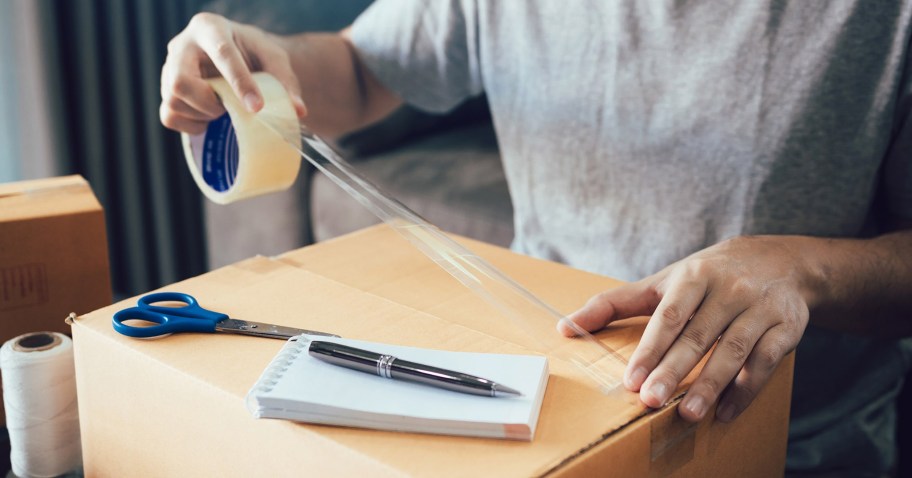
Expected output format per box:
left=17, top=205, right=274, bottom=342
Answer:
left=38, top=0, right=210, bottom=297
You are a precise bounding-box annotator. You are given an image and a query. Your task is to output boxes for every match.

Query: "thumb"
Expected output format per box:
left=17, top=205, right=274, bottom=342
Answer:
left=559, top=280, right=660, bottom=337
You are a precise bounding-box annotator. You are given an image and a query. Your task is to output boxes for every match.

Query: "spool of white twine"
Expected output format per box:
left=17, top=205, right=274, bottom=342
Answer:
left=0, top=332, right=81, bottom=477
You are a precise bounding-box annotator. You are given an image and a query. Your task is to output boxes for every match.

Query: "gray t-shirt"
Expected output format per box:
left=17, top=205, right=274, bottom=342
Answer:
left=351, top=0, right=912, bottom=473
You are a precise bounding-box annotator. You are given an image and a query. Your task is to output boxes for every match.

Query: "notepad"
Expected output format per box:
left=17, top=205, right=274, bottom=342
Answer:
left=246, top=335, right=550, bottom=441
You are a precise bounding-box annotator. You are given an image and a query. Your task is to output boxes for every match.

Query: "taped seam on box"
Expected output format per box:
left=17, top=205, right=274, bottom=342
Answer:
left=649, top=393, right=696, bottom=477
left=0, top=180, right=89, bottom=200
left=234, top=255, right=291, bottom=275
left=272, top=256, right=564, bottom=359
left=21, top=182, right=89, bottom=197
left=275, top=250, right=629, bottom=389
left=195, top=256, right=298, bottom=288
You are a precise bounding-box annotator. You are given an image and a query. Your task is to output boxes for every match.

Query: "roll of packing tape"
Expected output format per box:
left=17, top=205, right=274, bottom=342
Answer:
left=0, top=331, right=81, bottom=477
left=181, top=72, right=302, bottom=204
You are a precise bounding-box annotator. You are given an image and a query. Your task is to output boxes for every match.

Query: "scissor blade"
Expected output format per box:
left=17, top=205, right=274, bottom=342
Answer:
left=215, top=318, right=339, bottom=339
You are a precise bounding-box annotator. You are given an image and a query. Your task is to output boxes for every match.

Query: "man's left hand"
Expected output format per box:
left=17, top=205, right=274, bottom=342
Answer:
left=564, top=235, right=814, bottom=422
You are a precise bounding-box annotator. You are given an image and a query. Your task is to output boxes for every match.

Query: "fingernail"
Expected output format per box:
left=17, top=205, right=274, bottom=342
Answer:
left=717, top=403, right=737, bottom=422
left=243, top=93, right=261, bottom=112
left=683, top=395, right=706, bottom=418
left=625, top=366, right=648, bottom=389
left=645, top=382, right=668, bottom=406
left=295, top=95, right=307, bottom=117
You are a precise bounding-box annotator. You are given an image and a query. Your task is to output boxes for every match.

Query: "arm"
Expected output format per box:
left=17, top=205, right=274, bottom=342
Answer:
left=276, top=29, right=402, bottom=138
left=808, top=221, right=912, bottom=336
left=159, top=13, right=401, bottom=138
left=565, top=220, right=912, bottom=424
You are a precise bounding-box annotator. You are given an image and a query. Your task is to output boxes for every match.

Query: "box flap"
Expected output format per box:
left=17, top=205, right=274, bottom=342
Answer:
left=0, top=175, right=101, bottom=222
left=277, top=226, right=646, bottom=359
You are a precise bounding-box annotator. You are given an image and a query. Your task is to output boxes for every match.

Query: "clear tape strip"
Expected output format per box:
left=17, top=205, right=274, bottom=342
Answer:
left=257, top=114, right=627, bottom=392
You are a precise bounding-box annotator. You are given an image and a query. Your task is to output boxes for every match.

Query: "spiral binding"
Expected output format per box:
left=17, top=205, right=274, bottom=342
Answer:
left=254, top=336, right=309, bottom=394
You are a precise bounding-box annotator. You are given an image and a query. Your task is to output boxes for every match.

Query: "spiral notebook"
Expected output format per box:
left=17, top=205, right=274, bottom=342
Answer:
left=246, top=335, right=550, bottom=440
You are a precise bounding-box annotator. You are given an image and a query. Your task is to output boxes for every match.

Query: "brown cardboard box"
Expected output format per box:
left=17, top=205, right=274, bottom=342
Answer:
left=71, top=225, right=792, bottom=477
left=0, top=175, right=112, bottom=424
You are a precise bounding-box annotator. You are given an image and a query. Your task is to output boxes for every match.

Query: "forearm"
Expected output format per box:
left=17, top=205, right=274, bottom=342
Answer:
left=801, top=229, right=912, bottom=336
left=276, top=29, right=402, bottom=139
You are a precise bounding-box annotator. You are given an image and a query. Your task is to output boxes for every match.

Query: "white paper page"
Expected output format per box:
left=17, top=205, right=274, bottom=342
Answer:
left=253, top=335, right=548, bottom=427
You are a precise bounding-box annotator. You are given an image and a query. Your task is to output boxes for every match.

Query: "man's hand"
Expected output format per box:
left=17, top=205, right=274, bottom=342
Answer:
left=160, top=14, right=401, bottom=139
left=564, top=236, right=815, bottom=423
left=160, top=13, right=306, bottom=135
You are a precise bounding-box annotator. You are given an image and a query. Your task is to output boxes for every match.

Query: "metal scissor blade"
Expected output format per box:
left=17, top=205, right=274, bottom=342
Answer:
left=215, top=318, right=340, bottom=339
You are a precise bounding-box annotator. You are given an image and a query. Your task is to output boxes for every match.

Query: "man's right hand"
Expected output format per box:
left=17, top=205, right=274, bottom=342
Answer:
left=160, top=13, right=307, bottom=135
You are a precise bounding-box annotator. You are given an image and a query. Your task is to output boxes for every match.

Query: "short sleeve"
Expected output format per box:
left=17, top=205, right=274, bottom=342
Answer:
left=883, top=42, right=912, bottom=221
left=350, top=0, right=483, bottom=113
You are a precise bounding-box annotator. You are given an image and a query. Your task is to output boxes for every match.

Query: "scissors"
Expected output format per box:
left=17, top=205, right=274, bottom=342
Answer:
left=112, top=292, right=339, bottom=340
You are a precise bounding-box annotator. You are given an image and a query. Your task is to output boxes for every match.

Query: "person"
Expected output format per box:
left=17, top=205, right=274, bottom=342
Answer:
left=160, top=2, right=912, bottom=475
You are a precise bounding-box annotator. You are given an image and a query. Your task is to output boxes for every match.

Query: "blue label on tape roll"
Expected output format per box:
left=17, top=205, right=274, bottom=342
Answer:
left=201, top=113, right=239, bottom=192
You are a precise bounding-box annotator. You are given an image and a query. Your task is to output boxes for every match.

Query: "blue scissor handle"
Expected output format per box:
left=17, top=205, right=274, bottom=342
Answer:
left=112, top=292, right=228, bottom=338
left=137, top=292, right=227, bottom=321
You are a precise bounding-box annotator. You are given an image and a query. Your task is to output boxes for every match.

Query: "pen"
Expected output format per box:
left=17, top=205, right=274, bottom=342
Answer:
left=307, top=341, right=523, bottom=398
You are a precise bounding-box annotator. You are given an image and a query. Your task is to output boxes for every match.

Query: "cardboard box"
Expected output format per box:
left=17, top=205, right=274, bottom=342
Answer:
left=71, top=225, right=792, bottom=477
left=0, top=175, right=112, bottom=424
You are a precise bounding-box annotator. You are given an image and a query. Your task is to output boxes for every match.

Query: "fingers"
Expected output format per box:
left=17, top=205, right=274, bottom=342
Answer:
left=561, top=280, right=661, bottom=337
left=161, top=61, right=225, bottom=133
left=624, top=270, right=707, bottom=392
left=638, top=292, right=749, bottom=408
left=164, top=49, right=226, bottom=118
left=675, top=308, right=765, bottom=421
left=239, top=29, right=307, bottom=118
left=159, top=103, right=209, bottom=135
left=161, top=13, right=305, bottom=134
left=714, top=324, right=796, bottom=422
left=190, top=14, right=262, bottom=113
left=160, top=17, right=229, bottom=134
left=162, top=74, right=224, bottom=120
left=565, top=235, right=811, bottom=425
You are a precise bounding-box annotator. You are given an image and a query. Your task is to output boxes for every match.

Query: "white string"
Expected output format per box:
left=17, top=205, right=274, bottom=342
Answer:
left=0, top=333, right=81, bottom=478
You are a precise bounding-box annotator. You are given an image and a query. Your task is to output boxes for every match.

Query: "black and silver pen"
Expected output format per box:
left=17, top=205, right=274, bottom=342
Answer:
left=307, top=341, right=523, bottom=398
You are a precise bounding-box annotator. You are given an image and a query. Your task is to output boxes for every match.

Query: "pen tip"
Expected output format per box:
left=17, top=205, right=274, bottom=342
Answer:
left=493, top=384, right=523, bottom=397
